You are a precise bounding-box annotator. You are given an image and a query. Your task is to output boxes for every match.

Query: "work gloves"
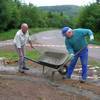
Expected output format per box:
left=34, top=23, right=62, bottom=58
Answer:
left=89, top=35, right=94, bottom=44
left=70, top=53, right=74, bottom=59
left=90, top=35, right=94, bottom=41
left=66, top=53, right=74, bottom=62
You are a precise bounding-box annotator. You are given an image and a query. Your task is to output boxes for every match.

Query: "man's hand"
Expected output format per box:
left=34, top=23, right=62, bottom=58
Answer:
left=69, top=53, right=74, bottom=59
left=31, top=45, right=34, bottom=49
left=29, top=40, right=34, bottom=49
left=90, top=35, right=94, bottom=41
left=66, top=53, right=74, bottom=62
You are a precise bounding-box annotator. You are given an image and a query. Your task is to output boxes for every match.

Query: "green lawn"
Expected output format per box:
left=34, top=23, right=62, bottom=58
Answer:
left=0, top=28, right=52, bottom=41
left=0, top=49, right=40, bottom=61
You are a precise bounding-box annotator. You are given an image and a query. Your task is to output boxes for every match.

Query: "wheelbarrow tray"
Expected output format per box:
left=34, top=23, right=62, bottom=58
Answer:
left=25, top=51, right=68, bottom=69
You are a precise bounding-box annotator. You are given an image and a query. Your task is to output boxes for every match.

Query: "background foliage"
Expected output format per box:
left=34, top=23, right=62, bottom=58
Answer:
left=0, top=0, right=100, bottom=34
left=0, top=0, right=80, bottom=32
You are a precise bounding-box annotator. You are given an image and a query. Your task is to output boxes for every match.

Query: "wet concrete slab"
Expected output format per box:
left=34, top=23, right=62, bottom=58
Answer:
left=0, top=64, right=99, bottom=85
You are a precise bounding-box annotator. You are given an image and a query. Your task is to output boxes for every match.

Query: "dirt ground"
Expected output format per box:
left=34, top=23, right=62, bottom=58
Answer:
left=0, top=45, right=100, bottom=100
left=0, top=74, right=91, bottom=100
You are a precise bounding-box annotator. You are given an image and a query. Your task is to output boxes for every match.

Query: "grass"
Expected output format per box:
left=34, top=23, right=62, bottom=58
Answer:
left=93, top=33, right=100, bottom=45
left=0, top=29, right=17, bottom=41
left=85, top=32, right=100, bottom=45
left=25, top=50, right=41, bottom=60
left=0, top=50, right=18, bottom=60
left=0, top=28, right=52, bottom=41
left=0, top=49, right=40, bottom=61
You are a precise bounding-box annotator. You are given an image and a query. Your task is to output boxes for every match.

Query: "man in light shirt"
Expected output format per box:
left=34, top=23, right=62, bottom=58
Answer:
left=14, top=23, right=33, bottom=73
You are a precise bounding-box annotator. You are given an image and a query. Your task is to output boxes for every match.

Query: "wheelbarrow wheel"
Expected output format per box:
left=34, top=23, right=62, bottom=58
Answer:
left=58, top=66, right=67, bottom=75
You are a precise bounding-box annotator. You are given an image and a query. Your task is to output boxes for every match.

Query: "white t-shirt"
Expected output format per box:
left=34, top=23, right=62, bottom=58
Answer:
left=14, top=30, right=31, bottom=48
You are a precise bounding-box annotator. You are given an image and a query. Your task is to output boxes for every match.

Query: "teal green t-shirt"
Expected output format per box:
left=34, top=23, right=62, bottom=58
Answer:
left=65, top=28, right=93, bottom=54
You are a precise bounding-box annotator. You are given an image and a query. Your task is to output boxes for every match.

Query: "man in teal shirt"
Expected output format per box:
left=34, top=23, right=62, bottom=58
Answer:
left=62, top=27, right=94, bottom=83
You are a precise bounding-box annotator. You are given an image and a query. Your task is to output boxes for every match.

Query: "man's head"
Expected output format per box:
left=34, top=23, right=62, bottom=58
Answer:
left=62, top=27, right=73, bottom=38
left=21, top=23, right=28, bottom=34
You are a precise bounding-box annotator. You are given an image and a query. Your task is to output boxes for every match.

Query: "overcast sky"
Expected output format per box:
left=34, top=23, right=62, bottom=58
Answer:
left=22, top=0, right=96, bottom=6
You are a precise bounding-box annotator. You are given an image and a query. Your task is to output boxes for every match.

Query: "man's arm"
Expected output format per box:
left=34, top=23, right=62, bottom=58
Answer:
left=78, top=28, right=94, bottom=41
left=65, top=39, right=74, bottom=60
left=28, top=32, right=34, bottom=48
left=29, top=40, right=34, bottom=48
left=65, top=39, right=74, bottom=54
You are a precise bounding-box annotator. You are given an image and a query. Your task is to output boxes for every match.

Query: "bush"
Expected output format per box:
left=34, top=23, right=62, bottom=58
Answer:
left=0, top=0, right=74, bottom=32
left=77, top=3, right=100, bottom=32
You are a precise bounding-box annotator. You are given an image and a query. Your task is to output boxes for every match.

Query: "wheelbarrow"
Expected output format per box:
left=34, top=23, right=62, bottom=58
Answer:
left=24, top=51, right=70, bottom=78
left=24, top=45, right=88, bottom=79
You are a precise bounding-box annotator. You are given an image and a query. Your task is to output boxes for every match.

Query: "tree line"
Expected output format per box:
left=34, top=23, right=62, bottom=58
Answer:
left=0, top=0, right=73, bottom=32
left=0, top=0, right=100, bottom=33
left=76, top=3, right=100, bottom=32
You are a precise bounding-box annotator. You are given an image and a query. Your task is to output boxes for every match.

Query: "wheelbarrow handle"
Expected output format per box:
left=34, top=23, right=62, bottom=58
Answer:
left=74, top=41, right=92, bottom=57
left=74, top=46, right=87, bottom=56
left=24, top=56, right=39, bottom=64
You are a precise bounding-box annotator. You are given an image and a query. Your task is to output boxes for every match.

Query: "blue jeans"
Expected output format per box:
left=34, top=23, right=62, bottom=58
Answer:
left=66, top=47, right=88, bottom=80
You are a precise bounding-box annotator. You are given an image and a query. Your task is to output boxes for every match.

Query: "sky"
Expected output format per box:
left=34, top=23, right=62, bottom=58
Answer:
left=21, top=0, right=96, bottom=6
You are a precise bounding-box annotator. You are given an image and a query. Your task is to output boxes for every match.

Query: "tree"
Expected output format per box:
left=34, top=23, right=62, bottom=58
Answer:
left=0, top=0, right=74, bottom=31
left=77, top=3, right=100, bottom=32
left=20, top=4, right=40, bottom=27
left=0, top=0, right=10, bottom=31
left=0, top=0, right=21, bottom=31
left=7, top=0, right=21, bottom=29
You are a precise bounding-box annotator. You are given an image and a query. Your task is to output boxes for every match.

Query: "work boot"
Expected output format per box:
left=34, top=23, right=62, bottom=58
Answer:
left=19, top=68, right=24, bottom=73
left=22, top=67, right=29, bottom=70
left=80, top=79, right=86, bottom=83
